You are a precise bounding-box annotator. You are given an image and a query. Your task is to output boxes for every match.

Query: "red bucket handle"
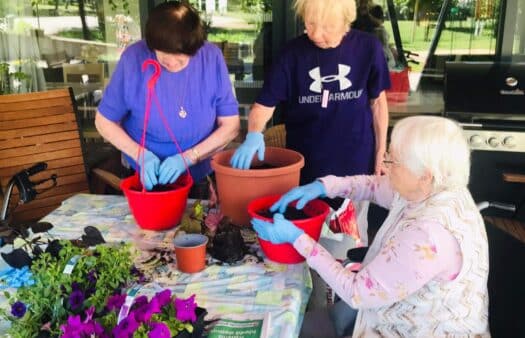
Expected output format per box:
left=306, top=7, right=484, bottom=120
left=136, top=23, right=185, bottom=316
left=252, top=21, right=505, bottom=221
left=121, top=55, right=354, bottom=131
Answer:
left=142, top=59, right=161, bottom=89
left=137, top=59, right=192, bottom=192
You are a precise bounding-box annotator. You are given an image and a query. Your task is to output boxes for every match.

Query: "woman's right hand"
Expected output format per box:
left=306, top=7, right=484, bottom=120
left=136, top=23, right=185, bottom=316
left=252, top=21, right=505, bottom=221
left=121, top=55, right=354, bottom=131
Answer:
left=230, top=132, right=265, bottom=169
left=270, top=181, right=327, bottom=213
left=140, top=150, right=161, bottom=190
left=251, top=213, right=304, bottom=244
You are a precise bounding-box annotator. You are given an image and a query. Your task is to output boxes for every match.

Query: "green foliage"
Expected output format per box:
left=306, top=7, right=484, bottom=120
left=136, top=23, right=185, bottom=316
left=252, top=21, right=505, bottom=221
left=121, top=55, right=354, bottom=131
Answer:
left=0, top=61, right=32, bottom=95
left=56, top=27, right=104, bottom=42
left=208, top=28, right=257, bottom=43
left=1, top=240, right=137, bottom=337
left=0, top=62, right=11, bottom=94
left=393, top=0, right=461, bottom=19
left=108, top=0, right=130, bottom=14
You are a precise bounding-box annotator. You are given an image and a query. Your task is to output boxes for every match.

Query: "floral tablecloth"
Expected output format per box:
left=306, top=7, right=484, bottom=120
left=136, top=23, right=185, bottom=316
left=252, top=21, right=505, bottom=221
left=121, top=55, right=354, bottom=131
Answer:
left=28, top=194, right=312, bottom=337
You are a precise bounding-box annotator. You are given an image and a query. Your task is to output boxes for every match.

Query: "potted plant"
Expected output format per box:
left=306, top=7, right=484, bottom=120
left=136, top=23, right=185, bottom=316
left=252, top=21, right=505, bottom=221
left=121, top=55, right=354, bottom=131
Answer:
left=59, top=291, right=207, bottom=337
left=0, top=235, right=207, bottom=337
left=0, top=240, right=138, bottom=337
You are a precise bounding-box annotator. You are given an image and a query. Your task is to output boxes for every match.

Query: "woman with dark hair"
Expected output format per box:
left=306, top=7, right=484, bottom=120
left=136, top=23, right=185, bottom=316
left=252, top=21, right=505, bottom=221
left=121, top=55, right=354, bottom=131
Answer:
left=95, top=1, right=239, bottom=191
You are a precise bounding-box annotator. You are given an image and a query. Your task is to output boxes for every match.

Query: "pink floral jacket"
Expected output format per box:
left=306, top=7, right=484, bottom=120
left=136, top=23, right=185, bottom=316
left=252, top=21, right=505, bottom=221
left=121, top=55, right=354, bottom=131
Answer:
left=294, top=175, right=490, bottom=337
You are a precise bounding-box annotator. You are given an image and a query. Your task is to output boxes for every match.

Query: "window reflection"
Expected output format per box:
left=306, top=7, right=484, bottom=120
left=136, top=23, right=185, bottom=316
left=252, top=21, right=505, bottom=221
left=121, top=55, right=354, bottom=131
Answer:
left=189, top=0, right=273, bottom=134
left=351, top=0, right=508, bottom=114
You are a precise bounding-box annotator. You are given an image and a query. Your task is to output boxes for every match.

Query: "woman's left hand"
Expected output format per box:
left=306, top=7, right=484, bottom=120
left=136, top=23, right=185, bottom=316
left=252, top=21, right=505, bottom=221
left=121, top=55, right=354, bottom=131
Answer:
left=251, top=214, right=304, bottom=244
left=158, top=154, right=188, bottom=185
left=375, top=149, right=386, bottom=175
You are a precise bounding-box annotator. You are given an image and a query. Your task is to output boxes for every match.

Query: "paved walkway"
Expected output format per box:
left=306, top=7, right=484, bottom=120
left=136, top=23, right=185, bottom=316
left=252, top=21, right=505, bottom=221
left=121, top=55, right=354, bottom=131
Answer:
left=15, top=16, right=99, bottom=35
left=15, top=13, right=254, bottom=36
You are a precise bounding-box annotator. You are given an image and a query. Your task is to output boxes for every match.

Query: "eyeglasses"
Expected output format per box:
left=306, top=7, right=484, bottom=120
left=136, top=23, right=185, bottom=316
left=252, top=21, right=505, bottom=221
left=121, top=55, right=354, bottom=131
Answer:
left=382, top=153, right=401, bottom=168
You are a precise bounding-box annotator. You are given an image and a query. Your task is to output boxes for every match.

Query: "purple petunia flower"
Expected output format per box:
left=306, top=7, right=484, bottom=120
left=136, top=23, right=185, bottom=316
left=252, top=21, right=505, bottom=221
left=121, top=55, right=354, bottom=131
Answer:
left=82, top=320, right=105, bottom=337
left=134, top=304, right=154, bottom=323
left=60, top=315, right=84, bottom=337
left=61, top=330, right=81, bottom=338
left=132, top=295, right=148, bottom=310
left=87, top=269, right=97, bottom=284
left=107, top=293, right=126, bottom=311
left=68, top=290, right=85, bottom=310
left=153, top=289, right=171, bottom=307
left=71, top=281, right=81, bottom=291
left=84, top=306, right=95, bottom=322
left=148, top=297, right=162, bottom=314
left=148, top=322, right=171, bottom=338
left=130, top=266, right=139, bottom=275
left=10, top=301, right=26, bottom=318
left=112, top=312, right=140, bottom=337
left=131, top=266, right=147, bottom=283
left=174, top=294, right=197, bottom=322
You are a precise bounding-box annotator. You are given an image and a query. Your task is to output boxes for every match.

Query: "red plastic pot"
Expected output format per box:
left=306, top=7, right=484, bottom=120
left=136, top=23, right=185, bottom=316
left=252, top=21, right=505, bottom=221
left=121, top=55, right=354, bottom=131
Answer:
left=247, top=194, right=330, bottom=264
left=121, top=173, right=193, bottom=231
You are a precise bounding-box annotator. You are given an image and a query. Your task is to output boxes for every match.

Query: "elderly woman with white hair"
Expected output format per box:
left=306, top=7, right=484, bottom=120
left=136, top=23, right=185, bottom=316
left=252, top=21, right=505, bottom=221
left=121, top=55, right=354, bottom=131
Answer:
left=253, top=116, right=490, bottom=337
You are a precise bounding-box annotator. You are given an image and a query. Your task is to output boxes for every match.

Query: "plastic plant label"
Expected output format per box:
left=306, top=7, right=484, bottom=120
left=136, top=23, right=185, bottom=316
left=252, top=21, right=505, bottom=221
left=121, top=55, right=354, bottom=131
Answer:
left=63, top=255, right=80, bottom=275
left=117, top=285, right=142, bottom=324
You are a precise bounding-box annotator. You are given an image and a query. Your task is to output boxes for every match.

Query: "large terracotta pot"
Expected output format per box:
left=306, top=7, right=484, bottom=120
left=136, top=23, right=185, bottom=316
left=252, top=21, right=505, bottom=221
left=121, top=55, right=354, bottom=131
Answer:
left=211, top=147, right=304, bottom=226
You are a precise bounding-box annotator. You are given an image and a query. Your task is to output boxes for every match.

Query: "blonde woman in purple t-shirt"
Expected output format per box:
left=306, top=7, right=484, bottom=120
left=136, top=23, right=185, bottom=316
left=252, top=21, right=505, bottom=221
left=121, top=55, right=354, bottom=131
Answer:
left=95, top=1, right=239, bottom=191
left=230, top=0, right=390, bottom=262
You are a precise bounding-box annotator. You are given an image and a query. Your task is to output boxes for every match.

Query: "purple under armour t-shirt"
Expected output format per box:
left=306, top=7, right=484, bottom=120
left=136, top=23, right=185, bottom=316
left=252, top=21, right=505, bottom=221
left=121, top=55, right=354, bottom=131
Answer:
left=98, top=40, right=238, bottom=182
left=257, top=30, right=390, bottom=183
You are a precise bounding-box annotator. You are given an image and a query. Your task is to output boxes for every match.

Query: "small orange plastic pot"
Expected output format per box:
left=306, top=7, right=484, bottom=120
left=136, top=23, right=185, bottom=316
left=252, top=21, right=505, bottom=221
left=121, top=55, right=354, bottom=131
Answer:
left=173, top=234, right=208, bottom=273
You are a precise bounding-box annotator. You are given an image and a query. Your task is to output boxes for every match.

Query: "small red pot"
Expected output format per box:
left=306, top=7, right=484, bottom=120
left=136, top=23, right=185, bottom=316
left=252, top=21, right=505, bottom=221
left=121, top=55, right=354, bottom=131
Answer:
left=121, top=173, right=193, bottom=231
left=247, top=194, right=329, bottom=264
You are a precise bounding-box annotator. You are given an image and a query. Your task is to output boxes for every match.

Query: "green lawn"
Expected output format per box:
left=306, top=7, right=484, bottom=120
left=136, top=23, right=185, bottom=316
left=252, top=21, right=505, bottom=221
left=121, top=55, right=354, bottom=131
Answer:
left=31, top=4, right=498, bottom=65
left=387, top=19, right=497, bottom=54
left=32, top=3, right=97, bottom=17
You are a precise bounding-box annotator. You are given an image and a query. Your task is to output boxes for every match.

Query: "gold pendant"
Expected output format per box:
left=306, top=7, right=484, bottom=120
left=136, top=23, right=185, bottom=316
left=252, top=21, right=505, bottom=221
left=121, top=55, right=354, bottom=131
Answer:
left=178, top=107, right=187, bottom=119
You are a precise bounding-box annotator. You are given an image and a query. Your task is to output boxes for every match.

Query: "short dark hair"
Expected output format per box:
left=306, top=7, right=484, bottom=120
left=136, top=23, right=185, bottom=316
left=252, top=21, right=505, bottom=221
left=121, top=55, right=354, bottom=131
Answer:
left=369, top=5, right=384, bottom=21
left=145, top=1, right=205, bottom=55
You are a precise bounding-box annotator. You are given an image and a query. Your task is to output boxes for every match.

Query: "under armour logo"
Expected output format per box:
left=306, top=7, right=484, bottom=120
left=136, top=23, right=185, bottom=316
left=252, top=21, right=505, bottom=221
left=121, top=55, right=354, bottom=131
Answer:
left=309, top=65, right=352, bottom=93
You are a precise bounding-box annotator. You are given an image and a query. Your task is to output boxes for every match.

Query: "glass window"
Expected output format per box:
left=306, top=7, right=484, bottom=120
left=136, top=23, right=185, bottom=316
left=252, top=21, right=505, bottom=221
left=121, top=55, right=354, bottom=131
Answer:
left=511, top=0, right=524, bottom=60
left=354, top=0, right=506, bottom=115
left=1, top=1, right=141, bottom=90
left=0, top=0, right=142, bottom=145
left=189, top=0, right=273, bottom=134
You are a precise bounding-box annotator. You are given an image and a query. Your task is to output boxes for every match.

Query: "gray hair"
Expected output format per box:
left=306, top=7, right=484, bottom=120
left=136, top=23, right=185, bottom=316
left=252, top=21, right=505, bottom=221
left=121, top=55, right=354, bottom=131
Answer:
left=293, top=0, right=357, bottom=27
left=390, top=116, right=471, bottom=191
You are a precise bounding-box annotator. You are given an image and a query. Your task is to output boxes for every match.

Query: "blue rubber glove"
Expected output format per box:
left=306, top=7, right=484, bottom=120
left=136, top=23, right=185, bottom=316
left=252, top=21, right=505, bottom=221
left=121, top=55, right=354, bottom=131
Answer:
left=158, top=154, right=188, bottom=185
left=140, top=149, right=160, bottom=191
left=270, top=180, right=327, bottom=214
left=230, top=132, right=265, bottom=169
left=251, top=213, right=304, bottom=244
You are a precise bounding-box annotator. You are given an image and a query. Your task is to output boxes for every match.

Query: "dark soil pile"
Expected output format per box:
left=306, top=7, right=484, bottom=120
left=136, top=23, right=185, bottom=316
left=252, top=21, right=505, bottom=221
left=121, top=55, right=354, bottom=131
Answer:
left=150, top=184, right=172, bottom=192
left=250, top=163, right=278, bottom=170
left=210, top=217, right=246, bottom=264
left=257, top=206, right=309, bottom=220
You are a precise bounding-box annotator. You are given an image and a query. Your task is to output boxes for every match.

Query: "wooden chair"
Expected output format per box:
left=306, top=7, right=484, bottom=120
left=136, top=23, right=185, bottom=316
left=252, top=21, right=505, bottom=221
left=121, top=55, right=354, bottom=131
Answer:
left=0, top=88, right=119, bottom=224
left=264, top=124, right=286, bottom=148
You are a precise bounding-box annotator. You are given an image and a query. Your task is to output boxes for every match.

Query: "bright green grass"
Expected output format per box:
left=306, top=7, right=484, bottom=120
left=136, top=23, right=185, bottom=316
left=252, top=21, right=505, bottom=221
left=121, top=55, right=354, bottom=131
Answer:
left=386, top=19, right=497, bottom=54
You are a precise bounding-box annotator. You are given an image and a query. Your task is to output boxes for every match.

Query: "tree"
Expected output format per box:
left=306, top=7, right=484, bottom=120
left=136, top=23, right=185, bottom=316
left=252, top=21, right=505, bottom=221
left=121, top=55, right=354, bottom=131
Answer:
left=78, top=0, right=92, bottom=40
